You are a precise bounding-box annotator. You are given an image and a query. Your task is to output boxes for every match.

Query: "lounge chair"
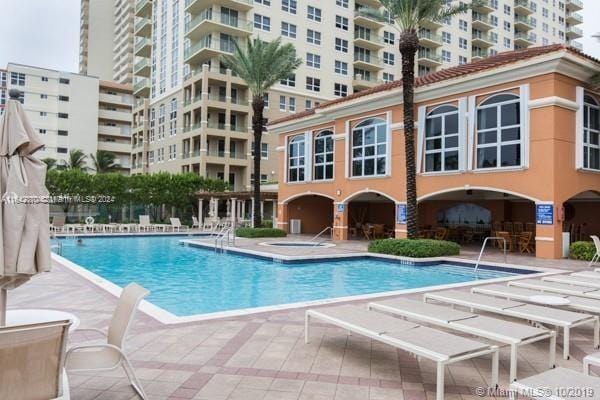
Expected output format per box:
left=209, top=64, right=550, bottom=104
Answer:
left=138, top=215, right=154, bottom=232
left=591, top=235, right=600, bottom=267
left=66, top=283, right=149, bottom=399
left=368, top=297, right=555, bottom=382
left=305, top=305, right=499, bottom=400
left=51, top=215, right=66, bottom=233
left=509, top=367, right=600, bottom=400
left=542, top=274, right=600, bottom=288
left=424, top=290, right=600, bottom=359
left=169, top=218, right=189, bottom=232
left=572, top=270, right=600, bottom=280
left=509, top=278, right=600, bottom=300
left=0, top=320, right=71, bottom=400
left=191, top=216, right=200, bottom=230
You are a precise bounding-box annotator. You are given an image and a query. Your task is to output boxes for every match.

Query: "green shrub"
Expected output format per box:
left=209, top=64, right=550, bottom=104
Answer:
left=368, top=239, right=460, bottom=258
left=258, top=220, right=273, bottom=228
left=235, top=227, right=287, bottom=238
left=570, top=241, right=596, bottom=261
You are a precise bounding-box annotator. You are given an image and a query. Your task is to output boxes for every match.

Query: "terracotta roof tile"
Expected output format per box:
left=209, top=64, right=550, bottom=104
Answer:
left=270, top=45, right=598, bottom=127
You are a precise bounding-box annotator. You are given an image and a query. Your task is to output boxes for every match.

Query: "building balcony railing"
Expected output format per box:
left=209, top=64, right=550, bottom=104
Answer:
left=183, top=123, right=202, bottom=133
left=417, top=51, right=442, bottom=66
left=133, top=57, right=150, bottom=74
left=134, top=17, right=151, bottom=35
left=472, top=49, right=489, bottom=60
left=134, top=38, right=151, bottom=57
left=514, top=15, right=534, bottom=30
left=472, top=0, right=495, bottom=13
left=472, top=13, right=493, bottom=30
left=566, top=26, right=583, bottom=38
left=472, top=31, right=494, bottom=46
left=135, top=0, right=151, bottom=16
left=208, top=93, right=227, bottom=103
left=566, top=12, right=583, bottom=25
left=230, top=152, right=247, bottom=160
left=418, top=31, right=443, bottom=46
left=133, top=78, right=150, bottom=96
left=185, top=0, right=252, bottom=14
left=353, top=53, right=382, bottom=67
left=354, top=30, right=385, bottom=48
left=566, top=0, right=583, bottom=11
left=185, top=10, right=252, bottom=39
left=514, top=0, right=534, bottom=15
left=514, top=32, right=535, bottom=46
left=184, top=37, right=237, bottom=64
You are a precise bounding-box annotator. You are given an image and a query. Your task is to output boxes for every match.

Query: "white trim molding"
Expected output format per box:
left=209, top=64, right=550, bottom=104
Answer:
left=535, top=236, right=555, bottom=242
left=528, top=96, right=579, bottom=111
left=575, top=86, right=585, bottom=170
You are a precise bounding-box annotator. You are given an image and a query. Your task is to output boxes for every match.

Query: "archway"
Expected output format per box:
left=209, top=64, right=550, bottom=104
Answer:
left=286, top=194, right=334, bottom=234
left=563, top=190, right=600, bottom=243
left=346, top=191, right=396, bottom=239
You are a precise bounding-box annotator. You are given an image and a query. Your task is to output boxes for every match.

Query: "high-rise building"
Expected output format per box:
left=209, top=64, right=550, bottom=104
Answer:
left=129, top=0, right=583, bottom=188
left=0, top=63, right=133, bottom=173
left=79, top=0, right=136, bottom=85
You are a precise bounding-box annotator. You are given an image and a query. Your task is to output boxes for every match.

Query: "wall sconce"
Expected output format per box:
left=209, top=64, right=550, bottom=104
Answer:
left=336, top=189, right=342, bottom=196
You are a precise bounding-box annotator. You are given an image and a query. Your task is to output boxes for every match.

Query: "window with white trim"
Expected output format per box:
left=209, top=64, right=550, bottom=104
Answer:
left=351, top=118, right=387, bottom=177
left=280, top=75, right=296, bottom=87
left=335, top=38, right=348, bottom=52
left=307, top=29, right=321, bottom=45
left=314, top=130, right=334, bottom=180
left=424, top=105, right=459, bottom=172
left=282, top=0, right=296, bottom=14
left=336, top=0, right=348, bottom=7
left=476, top=93, right=521, bottom=169
left=306, top=77, right=320, bottom=92
left=253, top=14, right=270, bottom=31
left=306, top=53, right=321, bottom=68
left=383, top=31, right=395, bottom=44
left=280, top=95, right=286, bottom=111
left=583, top=95, right=600, bottom=170
left=288, top=135, right=305, bottom=182
left=335, top=15, right=348, bottom=30
left=307, top=6, right=322, bottom=22
left=334, top=83, right=347, bottom=97
left=334, top=60, right=348, bottom=75
left=281, top=22, right=297, bottom=38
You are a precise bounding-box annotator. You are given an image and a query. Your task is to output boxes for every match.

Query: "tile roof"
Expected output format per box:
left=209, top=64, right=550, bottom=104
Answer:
left=270, top=44, right=598, bottom=127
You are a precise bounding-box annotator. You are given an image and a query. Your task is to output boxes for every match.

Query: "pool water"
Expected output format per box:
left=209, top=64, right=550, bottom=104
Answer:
left=58, top=236, right=521, bottom=316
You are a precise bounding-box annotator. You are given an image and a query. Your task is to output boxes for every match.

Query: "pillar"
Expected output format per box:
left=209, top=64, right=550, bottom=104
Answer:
left=277, top=202, right=289, bottom=233
left=241, top=201, right=246, bottom=220
left=260, top=201, right=264, bottom=220
left=198, top=199, right=204, bottom=226
left=251, top=198, right=255, bottom=227
left=534, top=201, right=563, bottom=259
left=231, top=198, right=237, bottom=226
left=272, top=199, right=278, bottom=228
left=332, top=202, right=348, bottom=241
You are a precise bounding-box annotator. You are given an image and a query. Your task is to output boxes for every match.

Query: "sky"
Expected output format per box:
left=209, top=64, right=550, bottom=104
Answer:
left=0, top=0, right=598, bottom=73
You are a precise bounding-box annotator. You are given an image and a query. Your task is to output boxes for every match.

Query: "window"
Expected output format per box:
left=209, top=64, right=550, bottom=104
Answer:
left=288, top=135, right=305, bottom=182
left=254, top=14, right=270, bottom=31
left=335, top=38, right=348, bottom=52
left=169, top=144, right=177, bottom=160
left=334, top=60, right=348, bottom=75
left=476, top=93, right=522, bottom=169
left=305, top=100, right=313, bottom=110
left=280, top=75, right=296, bottom=87
left=39, top=111, right=47, bottom=117
left=459, top=37, right=467, bottom=49
left=583, top=95, right=600, bottom=170
left=351, top=118, right=387, bottom=177
left=491, top=0, right=498, bottom=8
left=336, top=15, right=348, bottom=30
left=261, top=143, right=269, bottom=158
left=263, top=93, right=269, bottom=108
left=58, top=130, right=68, bottom=136
left=59, top=78, right=70, bottom=84
left=504, top=21, right=511, bottom=32
left=289, top=97, right=296, bottom=112
left=57, top=147, right=68, bottom=154
left=282, top=0, right=296, bottom=14
left=306, top=53, right=321, bottom=68
left=334, top=83, right=348, bottom=97
left=314, top=130, right=334, bottom=180
left=59, top=95, right=69, bottom=102
left=382, top=72, right=395, bottom=82
left=58, top=112, right=68, bottom=119
left=459, top=56, right=467, bottom=65
left=40, top=94, right=48, bottom=99
left=503, top=4, right=511, bottom=14
left=441, top=50, right=451, bottom=63
left=281, top=22, right=297, bottom=38
left=39, top=129, right=47, bottom=134
left=307, top=29, right=321, bottom=45
left=307, top=6, right=322, bottom=22
left=306, top=77, right=320, bottom=92
left=280, top=95, right=286, bottom=111
left=383, top=52, right=395, bottom=65
left=424, top=105, right=459, bottom=172
left=41, top=76, right=49, bottom=82
left=10, top=72, right=25, bottom=86
left=491, top=32, right=498, bottom=43
left=256, top=0, right=270, bottom=5
left=383, top=31, right=395, bottom=45
left=336, top=0, right=348, bottom=7
left=442, top=31, right=451, bottom=44
left=459, top=19, right=468, bottom=31
left=503, top=37, right=511, bottom=48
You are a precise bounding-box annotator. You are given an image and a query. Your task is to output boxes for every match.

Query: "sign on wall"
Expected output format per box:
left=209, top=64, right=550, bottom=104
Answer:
left=337, top=203, right=345, bottom=213
left=396, top=204, right=407, bottom=225
left=536, top=204, right=554, bottom=225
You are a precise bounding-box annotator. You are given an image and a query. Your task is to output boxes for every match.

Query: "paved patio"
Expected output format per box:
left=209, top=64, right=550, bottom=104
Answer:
left=7, top=238, right=598, bottom=400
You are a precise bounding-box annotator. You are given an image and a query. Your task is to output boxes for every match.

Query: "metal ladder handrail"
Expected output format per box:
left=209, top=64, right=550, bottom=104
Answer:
left=214, top=226, right=234, bottom=251
left=310, top=226, right=333, bottom=247
left=474, top=236, right=507, bottom=274
left=213, top=226, right=230, bottom=250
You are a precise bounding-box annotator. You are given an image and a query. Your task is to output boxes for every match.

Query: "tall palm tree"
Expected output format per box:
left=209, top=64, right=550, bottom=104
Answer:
left=91, top=150, right=118, bottom=173
left=62, top=149, right=88, bottom=171
left=41, top=157, right=58, bottom=170
left=221, top=37, right=302, bottom=227
left=358, top=0, right=472, bottom=238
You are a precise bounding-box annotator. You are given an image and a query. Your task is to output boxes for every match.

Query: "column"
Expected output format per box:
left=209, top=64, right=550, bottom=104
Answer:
left=277, top=202, right=289, bottom=233
left=260, top=201, right=264, bottom=220
left=251, top=198, right=255, bottom=228
left=272, top=199, right=278, bottom=228
left=332, top=202, right=348, bottom=241
left=198, top=199, right=204, bottom=226
left=534, top=201, right=562, bottom=259
left=231, top=198, right=237, bottom=226
left=241, top=201, right=246, bottom=220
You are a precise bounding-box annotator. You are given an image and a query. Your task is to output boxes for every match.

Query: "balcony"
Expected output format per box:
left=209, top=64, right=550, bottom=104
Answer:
left=354, top=30, right=385, bottom=50
left=566, top=26, right=583, bottom=39
left=569, top=40, right=583, bottom=50
left=353, top=74, right=379, bottom=90
left=183, top=123, right=202, bottom=134
left=207, top=93, right=227, bottom=105
left=353, top=53, right=383, bottom=70
left=566, top=0, right=583, bottom=11
left=354, top=11, right=385, bottom=29
left=472, top=0, right=495, bottom=13
left=514, top=32, right=535, bottom=47
left=514, top=15, right=534, bottom=31
left=134, top=17, right=151, bottom=36
left=471, top=49, right=488, bottom=61
left=185, top=10, right=252, bottom=40
left=97, top=141, right=132, bottom=155
left=99, top=92, right=133, bottom=107
left=185, top=0, right=252, bottom=14
left=418, top=31, right=442, bottom=47
left=135, top=0, right=151, bottom=17
left=184, top=37, right=238, bottom=66
left=98, top=109, right=132, bottom=123
left=133, top=78, right=150, bottom=97
left=134, top=38, right=151, bottom=57
left=98, top=125, right=131, bottom=137
left=419, top=18, right=443, bottom=30
left=133, top=57, right=150, bottom=76
left=472, top=14, right=494, bottom=30
left=566, top=12, right=583, bottom=25
left=472, top=31, right=494, bottom=47
left=514, top=0, right=534, bottom=15
left=417, top=51, right=442, bottom=67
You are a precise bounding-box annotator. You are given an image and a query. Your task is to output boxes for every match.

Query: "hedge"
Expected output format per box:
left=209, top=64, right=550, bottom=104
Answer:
left=235, top=228, right=287, bottom=238
left=368, top=239, right=460, bottom=258
left=569, top=241, right=596, bottom=261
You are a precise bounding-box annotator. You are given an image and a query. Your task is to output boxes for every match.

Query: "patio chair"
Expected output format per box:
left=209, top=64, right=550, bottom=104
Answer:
left=169, top=217, right=189, bottom=232
left=510, top=279, right=600, bottom=300
left=0, top=320, right=71, bottom=400
left=368, top=298, right=555, bottom=382
left=503, top=221, right=514, bottom=233
left=305, top=305, right=499, bottom=400
left=525, top=222, right=535, bottom=234
left=372, top=224, right=386, bottom=239
left=496, top=231, right=513, bottom=252
left=513, top=221, right=524, bottom=234
left=138, top=215, right=153, bottom=232
left=433, top=227, right=448, bottom=240
left=51, top=215, right=66, bottom=233
left=424, top=289, right=600, bottom=360
left=518, top=231, right=533, bottom=253
left=66, top=283, right=150, bottom=400
left=509, top=368, right=600, bottom=400
left=191, top=216, right=200, bottom=230
left=590, top=235, right=600, bottom=267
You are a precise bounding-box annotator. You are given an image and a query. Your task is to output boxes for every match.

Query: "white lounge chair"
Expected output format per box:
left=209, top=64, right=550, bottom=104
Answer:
left=591, top=235, right=600, bottom=267
left=305, top=304, right=499, bottom=400
left=368, top=297, right=556, bottom=383
left=66, top=283, right=150, bottom=399
left=509, top=367, right=600, bottom=400
left=191, top=216, right=200, bottom=230
left=543, top=274, right=600, bottom=288
left=509, top=278, right=600, bottom=299
left=169, top=217, right=189, bottom=232
left=51, top=215, right=66, bottom=233
left=0, top=320, right=71, bottom=400
left=424, top=290, right=600, bottom=360
left=138, top=215, right=154, bottom=232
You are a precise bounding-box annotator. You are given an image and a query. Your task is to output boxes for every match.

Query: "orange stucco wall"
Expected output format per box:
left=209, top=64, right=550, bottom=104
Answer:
left=277, top=71, right=600, bottom=258
left=287, top=195, right=333, bottom=234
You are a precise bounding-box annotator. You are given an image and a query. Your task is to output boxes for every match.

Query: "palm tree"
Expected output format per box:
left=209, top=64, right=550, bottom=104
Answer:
left=41, top=157, right=58, bottom=170
left=91, top=150, right=118, bottom=173
left=62, top=149, right=88, bottom=170
left=358, top=0, right=472, bottom=238
left=221, top=37, right=302, bottom=227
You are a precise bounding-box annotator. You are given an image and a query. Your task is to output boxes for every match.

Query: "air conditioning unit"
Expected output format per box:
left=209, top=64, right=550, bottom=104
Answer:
left=290, top=219, right=301, bottom=234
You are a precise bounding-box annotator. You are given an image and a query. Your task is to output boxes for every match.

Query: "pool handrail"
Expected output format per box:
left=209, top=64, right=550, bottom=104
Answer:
left=474, top=236, right=507, bottom=274
left=310, top=226, right=333, bottom=247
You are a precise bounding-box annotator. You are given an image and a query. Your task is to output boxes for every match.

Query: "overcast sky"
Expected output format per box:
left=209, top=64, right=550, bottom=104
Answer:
left=0, top=0, right=598, bottom=73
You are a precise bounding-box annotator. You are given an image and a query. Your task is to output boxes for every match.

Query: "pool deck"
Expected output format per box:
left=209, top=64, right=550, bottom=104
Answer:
left=9, top=234, right=598, bottom=400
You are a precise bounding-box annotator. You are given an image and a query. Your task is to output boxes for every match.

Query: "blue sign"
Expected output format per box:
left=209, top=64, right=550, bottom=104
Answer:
left=536, top=204, right=554, bottom=225
left=396, top=204, right=407, bottom=225
left=337, top=203, right=345, bottom=213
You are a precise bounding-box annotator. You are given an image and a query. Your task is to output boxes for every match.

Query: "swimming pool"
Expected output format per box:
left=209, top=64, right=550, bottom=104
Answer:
left=57, top=236, right=531, bottom=317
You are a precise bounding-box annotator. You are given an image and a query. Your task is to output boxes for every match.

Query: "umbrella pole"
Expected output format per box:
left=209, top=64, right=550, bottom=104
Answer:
left=0, top=288, right=6, bottom=326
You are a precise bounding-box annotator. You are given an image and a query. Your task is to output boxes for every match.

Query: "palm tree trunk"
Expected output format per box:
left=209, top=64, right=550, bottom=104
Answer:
left=399, top=31, right=419, bottom=239
left=251, top=96, right=264, bottom=227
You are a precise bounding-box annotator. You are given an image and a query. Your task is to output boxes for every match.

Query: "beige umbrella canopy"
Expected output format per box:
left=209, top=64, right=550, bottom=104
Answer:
left=0, top=89, right=51, bottom=325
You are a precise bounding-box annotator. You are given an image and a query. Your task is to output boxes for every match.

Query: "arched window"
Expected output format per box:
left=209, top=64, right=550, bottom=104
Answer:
left=351, top=118, right=387, bottom=177
left=584, top=94, right=600, bottom=170
left=476, top=93, right=521, bottom=169
left=288, top=135, right=305, bottom=182
left=314, top=130, right=334, bottom=180
left=425, top=105, right=459, bottom=172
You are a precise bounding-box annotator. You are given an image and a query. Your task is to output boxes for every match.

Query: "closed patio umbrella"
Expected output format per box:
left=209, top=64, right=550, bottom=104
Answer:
left=0, top=89, right=51, bottom=325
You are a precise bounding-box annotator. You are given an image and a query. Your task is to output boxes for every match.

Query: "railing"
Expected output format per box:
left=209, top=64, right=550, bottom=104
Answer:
left=353, top=53, right=381, bottom=65
left=354, top=31, right=384, bottom=45
left=474, top=237, right=507, bottom=274
left=134, top=38, right=150, bottom=53
left=566, top=12, right=583, bottom=23
left=472, top=32, right=494, bottom=43
left=567, top=26, right=583, bottom=36
left=133, top=78, right=149, bottom=92
left=418, top=51, right=441, bottom=62
left=185, top=10, right=252, bottom=35
left=310, top=226, right=333, bottom=247
left=184, top=37, right=237, bottom=60
left=472, top=14, right=491, bottom=25
left=185, top=0, right=251, bottom=8
left=134, top=18, right=150, bottom=32
left=418, top=31, right=442, bottom=43
left=514, top=32, right=534, bottom=42
left=214, top=226, right=234, bottom=251
left=133, top=58, right=149, bottom=73
left=472, top=49, right=489, bottom=58
left=515, top=0, right=533, bottom=11
left=514, top=15, right=534, bottom=27
left=566, top=0, right=583, bottom=9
